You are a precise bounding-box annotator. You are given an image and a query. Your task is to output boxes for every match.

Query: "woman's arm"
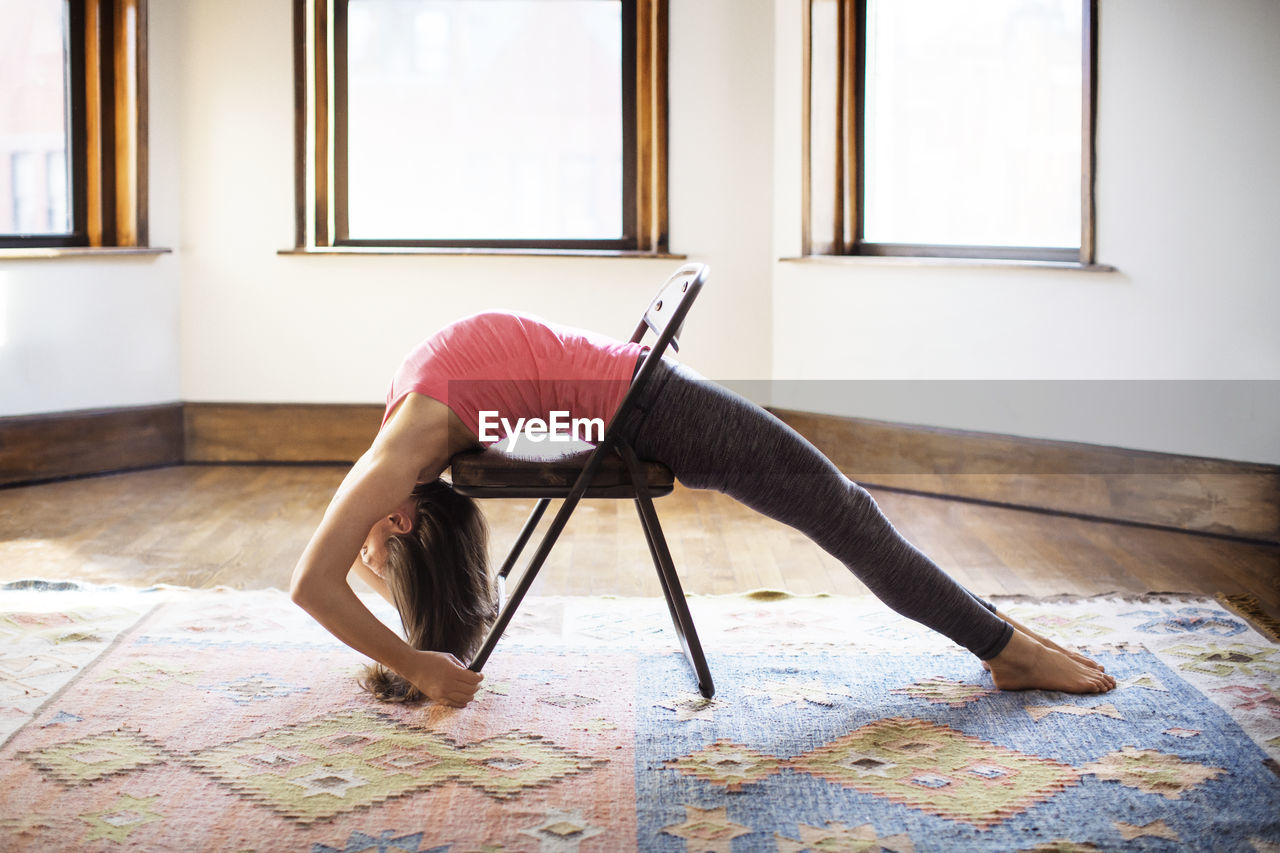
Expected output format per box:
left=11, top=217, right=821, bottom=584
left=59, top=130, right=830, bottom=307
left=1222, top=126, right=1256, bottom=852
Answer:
left=349, top=559, right=394, bottom=606
left=290, top=398, right=483, bottom=706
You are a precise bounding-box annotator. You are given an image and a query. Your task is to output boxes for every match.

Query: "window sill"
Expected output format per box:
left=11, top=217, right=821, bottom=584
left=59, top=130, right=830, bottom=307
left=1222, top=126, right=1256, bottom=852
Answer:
left=0, top=246, right=172, bottom=261
left=279, top=246, right=686, bottom=260
left=780, top=254, right=1117, bottom=273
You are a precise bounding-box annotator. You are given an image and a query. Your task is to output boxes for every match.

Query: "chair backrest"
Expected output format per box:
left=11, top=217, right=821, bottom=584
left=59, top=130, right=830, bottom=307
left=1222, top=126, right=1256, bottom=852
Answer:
left=630, top=263, right=708, bottom=354
left=589, top=263, right=707, bottom=455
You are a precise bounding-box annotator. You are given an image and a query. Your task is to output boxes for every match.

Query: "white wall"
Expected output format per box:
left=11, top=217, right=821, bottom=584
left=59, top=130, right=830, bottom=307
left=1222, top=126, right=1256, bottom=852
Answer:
left=0, top=12, right=184, bottom=417
left=0, top=256, right=180, bottom=415
left=172, top=0, right=774, bottom=406
left=771, top=0, right=1280, bottom=464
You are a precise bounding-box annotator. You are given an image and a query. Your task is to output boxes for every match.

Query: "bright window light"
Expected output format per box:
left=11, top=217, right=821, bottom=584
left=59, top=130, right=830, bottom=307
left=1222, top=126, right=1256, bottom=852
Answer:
left=345, top=0, right=623, bottom=241
left=863, top=0, right=1082, bottom=248
left=0, top=0, right=73, bottom=236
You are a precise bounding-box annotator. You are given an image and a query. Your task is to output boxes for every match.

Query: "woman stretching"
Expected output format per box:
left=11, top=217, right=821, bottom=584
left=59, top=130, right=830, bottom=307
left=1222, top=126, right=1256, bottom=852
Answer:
left=290, top=310, right=1115, bottom=707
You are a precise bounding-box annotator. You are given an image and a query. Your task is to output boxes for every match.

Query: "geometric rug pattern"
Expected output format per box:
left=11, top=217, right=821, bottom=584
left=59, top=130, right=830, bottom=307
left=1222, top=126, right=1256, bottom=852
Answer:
left=1, top=581, right=1278, bottom=851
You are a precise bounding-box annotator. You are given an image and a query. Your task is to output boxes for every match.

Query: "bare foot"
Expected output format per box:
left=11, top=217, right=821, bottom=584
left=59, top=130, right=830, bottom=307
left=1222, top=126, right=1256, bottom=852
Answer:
left=1002, top=611, right=1105, bottom=671
left=982, top=610, right=1105, bottom=673
left=986, top=628, right=1116, bottom=694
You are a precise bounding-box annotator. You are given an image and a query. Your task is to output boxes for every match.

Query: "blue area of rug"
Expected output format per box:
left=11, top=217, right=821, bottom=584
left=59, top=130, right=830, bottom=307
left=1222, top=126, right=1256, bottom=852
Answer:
left=638, top=649, right=1280, bottom=851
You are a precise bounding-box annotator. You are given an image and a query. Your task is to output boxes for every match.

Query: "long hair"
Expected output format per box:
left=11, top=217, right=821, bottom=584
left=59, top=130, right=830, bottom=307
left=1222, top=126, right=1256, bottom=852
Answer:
left=360, top=479, right=494, bottom=702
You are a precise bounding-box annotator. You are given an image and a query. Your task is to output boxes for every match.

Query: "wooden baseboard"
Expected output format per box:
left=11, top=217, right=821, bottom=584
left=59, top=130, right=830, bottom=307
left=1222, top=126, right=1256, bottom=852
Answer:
left=6, top=402, right=1276, bottom=544
left=183, top=403, right=383, bottom=463
left=771, top=408, right=1280, bottom=544
left=0, top=404, right=183, bottom=487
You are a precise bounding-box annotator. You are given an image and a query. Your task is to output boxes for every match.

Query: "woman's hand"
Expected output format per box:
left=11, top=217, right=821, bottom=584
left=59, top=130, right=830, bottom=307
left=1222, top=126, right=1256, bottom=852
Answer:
left=403, top=650, right=485, bottom=707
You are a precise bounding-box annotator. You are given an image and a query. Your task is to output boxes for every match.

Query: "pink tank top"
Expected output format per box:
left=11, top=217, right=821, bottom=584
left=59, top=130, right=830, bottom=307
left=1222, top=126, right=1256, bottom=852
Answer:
left=383, top=312, right=645, bottom=444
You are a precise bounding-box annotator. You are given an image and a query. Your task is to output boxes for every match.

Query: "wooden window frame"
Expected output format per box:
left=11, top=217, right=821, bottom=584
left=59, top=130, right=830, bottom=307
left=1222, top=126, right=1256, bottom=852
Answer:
left=803, top=0, right=1098, bottom=265
left=294, top=0, right=669, bottom=255
left=0, top=0, right=148, bottom=250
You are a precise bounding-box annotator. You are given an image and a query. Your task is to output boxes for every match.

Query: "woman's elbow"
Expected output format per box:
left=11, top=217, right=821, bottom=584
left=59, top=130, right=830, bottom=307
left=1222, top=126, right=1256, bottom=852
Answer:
left=289, top=566, right=317, bottom=610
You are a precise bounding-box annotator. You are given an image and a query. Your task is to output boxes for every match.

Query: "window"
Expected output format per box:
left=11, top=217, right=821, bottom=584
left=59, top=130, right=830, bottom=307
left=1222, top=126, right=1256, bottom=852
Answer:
left=0, top=0, right=149, bottom=250
left=295, top=0, right=669, bottom=254
left=804, top=0, right=1097, bottom=264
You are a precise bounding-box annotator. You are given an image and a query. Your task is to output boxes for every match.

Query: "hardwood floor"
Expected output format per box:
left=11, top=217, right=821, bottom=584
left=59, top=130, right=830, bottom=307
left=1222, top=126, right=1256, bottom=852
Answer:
left=1, top=465, right=1276, bottom=620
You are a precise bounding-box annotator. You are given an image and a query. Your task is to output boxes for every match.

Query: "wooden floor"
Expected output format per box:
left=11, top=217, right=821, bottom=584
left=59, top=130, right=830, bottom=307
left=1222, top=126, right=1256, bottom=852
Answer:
left=1, top=465, right=1277, bottom=620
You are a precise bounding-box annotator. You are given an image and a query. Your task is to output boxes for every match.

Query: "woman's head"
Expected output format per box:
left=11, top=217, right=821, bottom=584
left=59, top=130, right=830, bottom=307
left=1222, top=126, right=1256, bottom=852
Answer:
left=361, top=479, right=493, bottom=702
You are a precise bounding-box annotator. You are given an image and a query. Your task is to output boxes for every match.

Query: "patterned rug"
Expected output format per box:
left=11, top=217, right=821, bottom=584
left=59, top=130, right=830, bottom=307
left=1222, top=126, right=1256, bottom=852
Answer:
left=2, top=582, right=1278, bottom=852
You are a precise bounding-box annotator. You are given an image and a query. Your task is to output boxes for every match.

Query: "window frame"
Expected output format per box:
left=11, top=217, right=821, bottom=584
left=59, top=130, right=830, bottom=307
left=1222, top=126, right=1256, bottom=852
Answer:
left=802, top=0, right=1098, bottom=265
left=0, top=0, right=149, bottom=251
left=294, top=0, right=669, bottom=255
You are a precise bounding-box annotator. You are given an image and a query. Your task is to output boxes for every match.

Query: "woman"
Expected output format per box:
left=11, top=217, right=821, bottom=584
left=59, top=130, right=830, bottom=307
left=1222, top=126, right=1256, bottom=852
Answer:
left=290, top=311, right=1115, bottom=707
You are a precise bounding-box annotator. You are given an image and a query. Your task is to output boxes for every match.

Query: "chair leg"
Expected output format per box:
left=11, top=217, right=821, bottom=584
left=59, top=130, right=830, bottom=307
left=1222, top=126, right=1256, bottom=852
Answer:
left=638, top=507, right=686, bottom=650
left=494, top=499, right=551, bottom=605
left=633, top=497, right=715, bottom=698
left=468, top=441, right=621, bottom=674
left=498, top=499, right=551, bottom=580
left=619, top=446, right=715, bottom=698
left=468, top=495, right=577, bottom=673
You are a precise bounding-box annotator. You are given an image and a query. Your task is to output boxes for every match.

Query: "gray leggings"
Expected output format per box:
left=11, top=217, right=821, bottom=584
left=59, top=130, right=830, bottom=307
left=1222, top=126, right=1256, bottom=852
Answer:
left=618, top=358, right=1014, bottom=660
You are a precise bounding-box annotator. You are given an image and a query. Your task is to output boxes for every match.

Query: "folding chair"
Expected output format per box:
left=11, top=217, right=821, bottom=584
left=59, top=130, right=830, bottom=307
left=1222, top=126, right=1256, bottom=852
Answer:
left=451, top=263, right=714, bottom=697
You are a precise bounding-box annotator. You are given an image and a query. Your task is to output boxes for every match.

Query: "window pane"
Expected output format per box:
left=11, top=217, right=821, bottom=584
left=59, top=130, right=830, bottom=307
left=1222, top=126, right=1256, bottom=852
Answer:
left=0, top=0, right=72, bottom=236
left=346, top=0, right=623, bottom=241
left=807, top=0, right=839, bottom=254
left=864, top=0, right=1082, bottom=248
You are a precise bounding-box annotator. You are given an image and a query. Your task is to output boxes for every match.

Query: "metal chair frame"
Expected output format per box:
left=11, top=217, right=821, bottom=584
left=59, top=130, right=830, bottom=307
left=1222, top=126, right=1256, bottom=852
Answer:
left=453, top=263, right=714, bottom=697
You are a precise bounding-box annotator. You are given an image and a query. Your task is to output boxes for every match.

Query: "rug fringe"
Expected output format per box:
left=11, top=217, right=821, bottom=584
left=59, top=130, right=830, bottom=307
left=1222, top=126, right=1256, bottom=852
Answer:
left=1217, top=593, right=1280, bottom=643
left=988, top=591, right=1230, bottom=605
left=725, top=590, right=1280, bottom=644
left=711, top=589, right=1232, bottom=605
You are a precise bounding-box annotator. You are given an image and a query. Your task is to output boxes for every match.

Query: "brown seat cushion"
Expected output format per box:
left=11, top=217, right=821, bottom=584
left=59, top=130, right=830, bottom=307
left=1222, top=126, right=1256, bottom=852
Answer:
left=450, top=437, right=674, bottom=499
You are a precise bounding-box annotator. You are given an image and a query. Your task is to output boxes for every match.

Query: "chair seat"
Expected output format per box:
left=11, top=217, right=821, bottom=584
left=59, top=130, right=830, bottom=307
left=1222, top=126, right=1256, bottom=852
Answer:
left=451, top=436, right=674, bottom=499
